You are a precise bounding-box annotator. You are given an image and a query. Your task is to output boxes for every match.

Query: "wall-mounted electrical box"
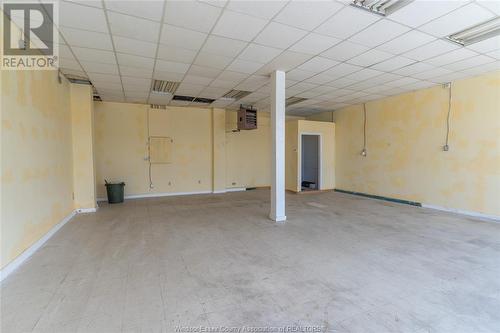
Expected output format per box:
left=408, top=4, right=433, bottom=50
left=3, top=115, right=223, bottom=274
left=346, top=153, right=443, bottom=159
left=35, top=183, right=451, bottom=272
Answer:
left=237, top=105, right=257, bottom=130
left=149, top=136, right=172, bottom=164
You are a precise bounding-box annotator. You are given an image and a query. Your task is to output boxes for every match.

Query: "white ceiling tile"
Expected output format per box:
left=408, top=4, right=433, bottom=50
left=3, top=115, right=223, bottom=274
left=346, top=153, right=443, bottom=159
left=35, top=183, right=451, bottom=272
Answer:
left=349, top=19, right=411, bottom=48
left=315, top=5, right=380, bottom=39
left=254, top=22, right=308, bottom=49
left=326, top=77, right=358, bottom=88
left=160, top=25, right=207, bottom=51
left=108, top=11, right=161, bottom=43
left=210, top=78, right=238, bottom=89
left=217, top=71, right=249, bottom=83
left=297, top=56, right=339, bottom=72
left=113, top=36, right=157, bottom=58
left=286, top=68, right=315, bottom=81
left=235, top=75, right=269, bottom=91
left=194, top=52, right=233, bottom=70
left=403, top=39, right=460, bottom=61
left=153, top=70, right=185, bottom=82
left=226, top=58, right=263, bottom=74
left=418, top=3, right=494, bottom=38
left=461, top=60, right=500, bottom=76
left=425, top=48, right=479, bottom=67
left=287, top=82, right=318, bottom=94
left=157, top=45, right=197, bottom=64
left=71, top=47, right=116, bottom=65
left=427, top=71, right=471, bottom=83
left=58, top=45, right=75, bottom=60
left=238, top=43, right=282, bottom=63
left=188, top=65, right=222, bottom=79
left=370, top=56, right=415, bottom=72
left=303, top=73, right=336, bottom=85
left=121, top=77, right=151, bottom=90
left=183, top=75, right=214, bottom=86
left=383, top=77, right=420, bottom=88
left=289, top=33, right=342, bottom=55
left=391, top=62, right=435, bottom=76
left=477, top=0, right=500, bottom=15
left=119, top=65, right=152, bottom=78
left=164, top=1, right=221, bottom=33
left=274, top=0, right=343, bottom=31
left=321, top=40, right=369, bottom=62
left=105, top=0, right=164, bottom=21
left=486, top=49, right=500, bottom=60
left=411, top=67, right=453, bottom=80
left=149, top=93, right=173, bottom=105
left=388, top=1, right=466, bottom=28
left=59, top=58, right=82, bottom=71
left=156, top=59, right=190, bottom=74
left=198, top=86, right=229, bottom=99
left=347, top=49, right=393, bottom=67
left=226, top=0, right=287, bottom=19
left=364, top=72, right=404, bottom=85
left=60, top=2, right=108, bottom=32
left=323, top=63, right=363, bottom=79
left=60, top=27, right=113, bottom=50
left=202, top=35, right=247, bottom=57
left=466, top=35, right=500, bottom=53
left=212, top=10, right=268, bottom=42
left=80, top=61, right=118, bottom=75
left=88, top=73, right=121, bottom=85
left=376, top=30, right=436, bottom=55
left=255, top=51, right=311, bottom=74
left=343, top=68, right=383, bottom=81
left=66, top=1, right=103, bottom=8
left=117, top=53, right=154, bottom=69
left=443, top=55, right=496, bottom=71
left=175, top=83, right=207, bottom=96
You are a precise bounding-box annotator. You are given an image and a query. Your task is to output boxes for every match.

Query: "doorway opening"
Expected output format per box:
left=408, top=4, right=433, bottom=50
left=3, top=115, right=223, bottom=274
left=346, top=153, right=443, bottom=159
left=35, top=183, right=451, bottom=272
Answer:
left=300, top=134, right=321, bottom=192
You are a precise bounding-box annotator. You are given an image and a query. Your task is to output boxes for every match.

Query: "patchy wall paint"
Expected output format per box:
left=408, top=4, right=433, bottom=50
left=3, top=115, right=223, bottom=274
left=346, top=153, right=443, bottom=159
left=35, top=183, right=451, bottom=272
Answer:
left=328, top=71, right=500, bottom=216
left=285, top=120, right=336, bottom=192
left=225, top=111, right=272, bottom=189
left=70, top=84, right=96, bottom=209
left=1, top=69, right=74, bottom=269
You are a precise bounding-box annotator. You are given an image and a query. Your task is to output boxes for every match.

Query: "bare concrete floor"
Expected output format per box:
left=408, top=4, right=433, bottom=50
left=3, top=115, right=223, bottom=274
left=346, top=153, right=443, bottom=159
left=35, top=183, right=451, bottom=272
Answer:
left=2, top=189, right=500, bottom=332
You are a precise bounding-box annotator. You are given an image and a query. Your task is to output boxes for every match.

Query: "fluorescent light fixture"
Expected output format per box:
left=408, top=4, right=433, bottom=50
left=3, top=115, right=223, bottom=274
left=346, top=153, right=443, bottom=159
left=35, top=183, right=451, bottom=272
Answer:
left=350, top=0, right=413, bottom=16
left=447, top=17, right=500, bottom=46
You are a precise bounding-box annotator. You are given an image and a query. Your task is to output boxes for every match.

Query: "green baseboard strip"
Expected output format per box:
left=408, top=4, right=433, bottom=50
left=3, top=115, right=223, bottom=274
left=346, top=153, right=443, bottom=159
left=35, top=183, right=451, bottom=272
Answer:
left=334, top=189, right=422, bottom=207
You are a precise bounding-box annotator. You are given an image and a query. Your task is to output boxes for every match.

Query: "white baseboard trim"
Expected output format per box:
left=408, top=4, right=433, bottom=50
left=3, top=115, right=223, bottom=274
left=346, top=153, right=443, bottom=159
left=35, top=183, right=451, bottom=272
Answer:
left=422, top=204, right=500, bottom=222
left=97, top=189, right=251, bottom=201
left=225, top=187, right=247, bottom=192
left=76, top=207, right=97, bottom=213
left=0, top=209, right=77, bottom=282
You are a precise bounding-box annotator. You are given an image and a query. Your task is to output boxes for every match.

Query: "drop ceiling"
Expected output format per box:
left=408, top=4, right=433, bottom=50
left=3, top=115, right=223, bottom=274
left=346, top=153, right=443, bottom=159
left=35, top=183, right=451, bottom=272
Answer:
left=55, top=0, right=500, bottom=115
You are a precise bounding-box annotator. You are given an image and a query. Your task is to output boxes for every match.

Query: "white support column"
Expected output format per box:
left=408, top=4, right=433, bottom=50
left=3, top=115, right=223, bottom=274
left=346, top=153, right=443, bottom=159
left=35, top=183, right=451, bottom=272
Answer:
left=270, top=70, right=286, bottom=222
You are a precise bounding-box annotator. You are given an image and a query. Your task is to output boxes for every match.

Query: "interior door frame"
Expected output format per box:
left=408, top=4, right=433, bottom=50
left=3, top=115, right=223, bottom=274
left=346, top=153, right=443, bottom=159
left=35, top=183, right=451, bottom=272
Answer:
left=298, top=132, right=322, bottom=192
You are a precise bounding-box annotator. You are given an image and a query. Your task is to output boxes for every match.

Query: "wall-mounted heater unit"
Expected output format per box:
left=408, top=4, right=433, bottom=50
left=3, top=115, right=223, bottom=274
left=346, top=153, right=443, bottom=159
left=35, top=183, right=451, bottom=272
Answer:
left=238, top=105, right=257, bottom=130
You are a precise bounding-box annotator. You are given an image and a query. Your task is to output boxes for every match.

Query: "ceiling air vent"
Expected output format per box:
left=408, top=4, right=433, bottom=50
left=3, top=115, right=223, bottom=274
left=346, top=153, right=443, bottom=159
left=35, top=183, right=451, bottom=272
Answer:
left=66, top=77, right=91, bottom=85
left=350, top=0, right=412, bottom=16
left=150, top=104, right=167, bottom=109
left=172, top=95, right=216, bottom=104
left=286, top=96, right=308, bottom=107
left=221, top=89, right=252, bottom=101
left=93, top=95, right=102, bottom=101
left=152, top=79, right=180, bottom=94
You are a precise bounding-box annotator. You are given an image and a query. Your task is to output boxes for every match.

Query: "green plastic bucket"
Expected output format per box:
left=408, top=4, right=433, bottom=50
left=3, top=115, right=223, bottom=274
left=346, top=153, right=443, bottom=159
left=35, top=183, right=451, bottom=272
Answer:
left=105, top=181, right=125, bottom=204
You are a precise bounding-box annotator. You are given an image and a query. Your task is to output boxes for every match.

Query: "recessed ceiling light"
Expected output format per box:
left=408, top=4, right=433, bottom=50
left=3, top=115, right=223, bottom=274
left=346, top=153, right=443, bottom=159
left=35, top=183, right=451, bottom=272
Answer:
left=350, top=0, right=413, bottom=16
left=447, top=17, right=500, bottom=46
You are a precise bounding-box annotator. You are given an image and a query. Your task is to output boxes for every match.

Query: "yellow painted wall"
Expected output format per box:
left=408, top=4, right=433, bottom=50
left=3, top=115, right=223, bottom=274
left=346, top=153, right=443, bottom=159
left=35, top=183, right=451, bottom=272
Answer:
left=94, top=102, right=216, bottom=198
left=225, top=111, right=271, bottom=189
left=332, top=71, right=500, bottom=216
left=70, top=84, right=96, bottom=209
left=1, top=69, right=74, bottom=269
left=212, top=108, right=226, bottom=192
left=285, top=120, right=336, bottom=192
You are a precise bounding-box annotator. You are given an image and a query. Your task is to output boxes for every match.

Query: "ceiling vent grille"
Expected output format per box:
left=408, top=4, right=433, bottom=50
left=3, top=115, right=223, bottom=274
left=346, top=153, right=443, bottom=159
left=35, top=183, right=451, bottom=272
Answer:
left=93, top=95, right=102, bottom=101
left=150, top=104, right=167, bottom=109
left=221, top=89, right=252, bottom=100
left=286, top=96, right=308, bottom=107
left=172, top=95, right=216, bottom=104
left=152, top=80, right=180, bottom=94
left=350, top=0, right=412, bottom=16
left=66, top=77, right=91, bottom=85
